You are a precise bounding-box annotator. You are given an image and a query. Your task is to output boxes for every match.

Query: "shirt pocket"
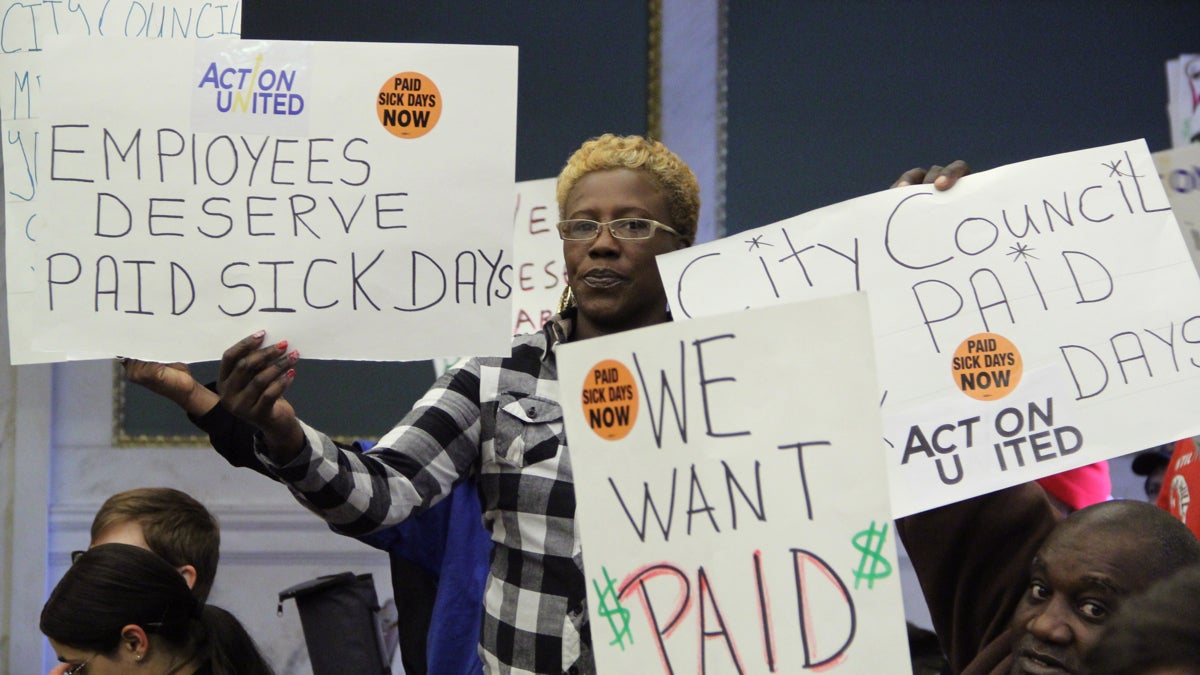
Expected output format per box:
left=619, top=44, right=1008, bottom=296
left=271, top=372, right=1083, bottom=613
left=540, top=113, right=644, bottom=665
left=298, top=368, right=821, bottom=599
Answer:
left=494, top=393, right=564, bottom=468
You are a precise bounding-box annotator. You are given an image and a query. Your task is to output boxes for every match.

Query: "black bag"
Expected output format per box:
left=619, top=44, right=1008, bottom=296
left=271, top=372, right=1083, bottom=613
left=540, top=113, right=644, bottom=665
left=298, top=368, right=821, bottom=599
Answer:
left=278, top=572, right=392, bottom=675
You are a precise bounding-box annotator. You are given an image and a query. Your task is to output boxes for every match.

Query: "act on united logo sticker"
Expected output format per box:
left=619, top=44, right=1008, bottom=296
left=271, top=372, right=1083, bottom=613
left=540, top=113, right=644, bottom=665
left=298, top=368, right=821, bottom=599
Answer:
left=951, top=332, right=1023, bottom=401
left=581, top=359, right=639, bottom=440
left=376, top=71, right=442, bottom=138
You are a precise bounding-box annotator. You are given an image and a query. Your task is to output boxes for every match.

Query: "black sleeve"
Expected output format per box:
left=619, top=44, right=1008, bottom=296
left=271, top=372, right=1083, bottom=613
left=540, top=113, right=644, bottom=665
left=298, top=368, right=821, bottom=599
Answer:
left=188, top=383, right=277, bottom=480
left=190, top=382, right=361, bottom=481
left=896, top=483, right=1060, bottom=673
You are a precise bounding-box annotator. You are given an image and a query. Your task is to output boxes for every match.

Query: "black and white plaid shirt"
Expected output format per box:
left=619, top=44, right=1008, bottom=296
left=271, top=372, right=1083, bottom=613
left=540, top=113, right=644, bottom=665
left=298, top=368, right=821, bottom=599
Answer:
left=263, top=310, right=595, bottom=674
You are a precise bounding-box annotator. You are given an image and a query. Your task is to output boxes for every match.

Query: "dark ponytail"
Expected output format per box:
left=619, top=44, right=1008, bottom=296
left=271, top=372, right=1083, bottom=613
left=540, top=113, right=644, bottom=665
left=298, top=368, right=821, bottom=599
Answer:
left=200, top=604, right=274, bottom=675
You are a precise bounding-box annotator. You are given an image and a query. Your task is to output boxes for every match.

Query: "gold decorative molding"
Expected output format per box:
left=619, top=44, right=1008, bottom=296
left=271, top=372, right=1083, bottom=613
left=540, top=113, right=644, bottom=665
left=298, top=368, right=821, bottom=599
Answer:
left=647, top=0, right=663, bottom=140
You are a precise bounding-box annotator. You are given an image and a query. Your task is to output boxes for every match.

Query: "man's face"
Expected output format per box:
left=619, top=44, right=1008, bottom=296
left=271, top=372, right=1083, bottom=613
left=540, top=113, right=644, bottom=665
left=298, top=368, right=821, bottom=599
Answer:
left=1009, top=522, right=1152, bottom=674
left=562, top=168, right=685, bottom=340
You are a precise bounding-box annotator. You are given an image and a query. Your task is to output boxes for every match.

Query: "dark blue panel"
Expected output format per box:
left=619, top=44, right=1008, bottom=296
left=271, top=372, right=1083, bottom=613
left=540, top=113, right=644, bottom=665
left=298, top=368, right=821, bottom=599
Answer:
left=727, top=0, right=1200, bottom=232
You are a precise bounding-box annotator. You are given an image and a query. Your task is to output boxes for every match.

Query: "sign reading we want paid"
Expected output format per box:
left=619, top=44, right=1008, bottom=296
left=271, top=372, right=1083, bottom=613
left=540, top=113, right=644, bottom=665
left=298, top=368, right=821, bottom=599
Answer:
left=558, top=294, right=908, bottom=674
left=658, top=140, right=1200, bottom=517
left=5, top=37, right=517, bottom=364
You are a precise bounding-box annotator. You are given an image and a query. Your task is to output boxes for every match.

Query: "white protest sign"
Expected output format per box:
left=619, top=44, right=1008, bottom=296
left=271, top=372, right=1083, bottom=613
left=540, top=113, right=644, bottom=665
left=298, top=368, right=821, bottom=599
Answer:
left=5, top=37, right=517, bottom=364
left=558, top=294, right=908, bottom=674
left=0, top=1, right=240, bottom=46
left=1166, top=54, right=1200, bottom=148
left=658, top=140, right=1200, bottom=518
left=511, top=177, right=565, bottom=334
left=1154, top=144, right=1200, bottom=277
left=1, top=1, right=242, bottom=362
left=431, top=177, right=560, bottom=377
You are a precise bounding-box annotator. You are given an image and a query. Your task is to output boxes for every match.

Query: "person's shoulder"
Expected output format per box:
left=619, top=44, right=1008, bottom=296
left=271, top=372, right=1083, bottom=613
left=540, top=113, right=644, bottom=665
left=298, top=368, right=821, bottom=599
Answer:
left=461, top=312, right=568, bottom=379
left=478, top=329, right=550, bottom=367
left=522, top=313, right=571, bottom=353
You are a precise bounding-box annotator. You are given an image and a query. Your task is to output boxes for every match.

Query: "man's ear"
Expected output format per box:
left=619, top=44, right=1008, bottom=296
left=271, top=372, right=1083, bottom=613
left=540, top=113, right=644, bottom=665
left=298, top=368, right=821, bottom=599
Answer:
left=177, top=564, right=198, bottom=590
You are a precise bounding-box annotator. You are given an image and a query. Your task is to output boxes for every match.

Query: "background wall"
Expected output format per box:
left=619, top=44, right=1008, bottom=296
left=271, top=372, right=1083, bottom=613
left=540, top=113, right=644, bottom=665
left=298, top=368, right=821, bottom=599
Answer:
left=725, top=0, right=1200, bottom=232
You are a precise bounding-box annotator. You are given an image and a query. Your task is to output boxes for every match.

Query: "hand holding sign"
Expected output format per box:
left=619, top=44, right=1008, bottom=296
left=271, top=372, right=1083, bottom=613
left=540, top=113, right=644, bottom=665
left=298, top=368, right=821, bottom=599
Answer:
left=216, top=331, right=304, bottom=461
left=890, top=159, right=972, bottom=190
left=122, top=357, right=216, bottom=416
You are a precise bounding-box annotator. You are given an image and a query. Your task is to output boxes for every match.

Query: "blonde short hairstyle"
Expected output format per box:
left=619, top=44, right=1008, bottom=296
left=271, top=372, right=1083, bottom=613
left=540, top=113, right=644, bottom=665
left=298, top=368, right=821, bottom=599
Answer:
left=556, top=134, right=700, bottom=245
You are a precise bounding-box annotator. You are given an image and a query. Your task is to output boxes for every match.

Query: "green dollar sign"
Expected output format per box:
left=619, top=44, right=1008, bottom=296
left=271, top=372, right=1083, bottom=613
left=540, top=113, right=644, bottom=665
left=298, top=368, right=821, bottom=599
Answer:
left=852, top=521, right=893, bottom=589
left=593, top=566, right=634, bottom=650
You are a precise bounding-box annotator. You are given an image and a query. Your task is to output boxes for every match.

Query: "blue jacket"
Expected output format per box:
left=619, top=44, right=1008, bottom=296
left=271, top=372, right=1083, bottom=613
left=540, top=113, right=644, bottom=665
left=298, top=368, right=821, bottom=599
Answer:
left=193, top=401, right=489, bottom=675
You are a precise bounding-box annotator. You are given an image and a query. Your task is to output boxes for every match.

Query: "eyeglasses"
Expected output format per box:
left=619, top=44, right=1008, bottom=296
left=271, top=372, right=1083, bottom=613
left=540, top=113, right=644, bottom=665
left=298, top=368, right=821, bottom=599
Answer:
left=64, top=653, right=95, bottom=675
left=556, top=218, right=681, bottom=241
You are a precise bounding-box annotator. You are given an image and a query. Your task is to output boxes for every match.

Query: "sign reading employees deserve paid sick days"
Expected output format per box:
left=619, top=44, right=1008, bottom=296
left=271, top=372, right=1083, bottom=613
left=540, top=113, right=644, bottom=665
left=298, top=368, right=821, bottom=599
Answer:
left=557, top=294, right=908, bottom=674
left=5, top=37, right=517, bottom=364
left=657, top=140, right=1200, bottom=517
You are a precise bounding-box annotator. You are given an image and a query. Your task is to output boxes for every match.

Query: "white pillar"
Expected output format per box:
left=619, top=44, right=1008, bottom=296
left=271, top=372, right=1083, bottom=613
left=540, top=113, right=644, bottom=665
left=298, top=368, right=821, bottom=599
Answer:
left=0, top=148, right=53, bottom=672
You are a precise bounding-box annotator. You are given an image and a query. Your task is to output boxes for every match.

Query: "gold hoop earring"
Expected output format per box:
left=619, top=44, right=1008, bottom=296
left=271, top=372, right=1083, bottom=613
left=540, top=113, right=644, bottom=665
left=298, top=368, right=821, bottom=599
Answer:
left=557, top=285, right=575, bottom=313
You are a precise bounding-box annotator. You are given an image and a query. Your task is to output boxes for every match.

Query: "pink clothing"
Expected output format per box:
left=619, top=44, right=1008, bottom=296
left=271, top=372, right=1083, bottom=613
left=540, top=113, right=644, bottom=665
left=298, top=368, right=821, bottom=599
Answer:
left=1035, top=461, right=1111, bottom=511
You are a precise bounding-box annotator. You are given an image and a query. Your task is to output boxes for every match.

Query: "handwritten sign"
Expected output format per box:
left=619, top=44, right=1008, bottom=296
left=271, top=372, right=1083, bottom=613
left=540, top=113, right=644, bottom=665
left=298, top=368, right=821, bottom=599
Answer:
left=0, top=1, right=240, bottom=46
left=4, top=37, right=517, bottom=364
left=1155, top=144, right=1200, bottom=277
left=1166, top=54, right=1200, bottom=148
left=511, top=177, right=565, bottom=334
left=1, top=1, right=242, bottom=362
left=658, top=140, right=1200, bottom=517
left=430, top=178, right=559, bottom=376
left=558, top=294, right=908, bottom=674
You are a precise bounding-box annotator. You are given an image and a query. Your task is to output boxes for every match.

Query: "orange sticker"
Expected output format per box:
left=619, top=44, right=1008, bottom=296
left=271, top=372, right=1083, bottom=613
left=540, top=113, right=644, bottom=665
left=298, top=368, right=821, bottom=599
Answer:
left=376, top=72, right=442, bottom=138
left=581, top=359, right=639, bottom=440
left=951, top=333, right=1023, bottom=401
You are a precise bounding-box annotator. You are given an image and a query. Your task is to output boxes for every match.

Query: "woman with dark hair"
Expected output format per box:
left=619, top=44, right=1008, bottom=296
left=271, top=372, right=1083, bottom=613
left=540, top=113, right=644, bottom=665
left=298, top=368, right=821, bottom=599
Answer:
left=41, top=543, right=273, bottom=675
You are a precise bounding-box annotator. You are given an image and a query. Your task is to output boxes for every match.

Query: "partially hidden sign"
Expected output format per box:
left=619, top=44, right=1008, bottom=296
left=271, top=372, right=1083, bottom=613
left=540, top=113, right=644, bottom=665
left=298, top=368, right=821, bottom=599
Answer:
left=657, top=140, right=1200, bottom=517
left=557, top=294, right=908, bottom=674
left=1154, top=143, right=1200, bottom=278
left=511, top=177, right=566, bottom=335
left=4, top=37, right=517, bottom=364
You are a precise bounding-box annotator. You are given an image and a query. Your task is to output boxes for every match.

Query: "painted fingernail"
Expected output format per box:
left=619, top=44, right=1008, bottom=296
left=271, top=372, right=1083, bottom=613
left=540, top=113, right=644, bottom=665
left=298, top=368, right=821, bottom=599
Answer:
left=252, top=330, right=266, bottom=339
left=287, top=350, right=300, bottom=362
left=274, top=340, right=288, bottom=351
left=286, top=369, right=296, bottom=380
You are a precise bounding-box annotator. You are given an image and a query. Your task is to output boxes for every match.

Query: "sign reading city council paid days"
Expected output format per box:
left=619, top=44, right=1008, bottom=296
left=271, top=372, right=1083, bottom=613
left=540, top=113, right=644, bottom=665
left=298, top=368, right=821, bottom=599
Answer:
left=4, top=37, right=517, bottom=364
left=557, top=294, right=908, bottom=674
left=657, top=140, right=1200, bottom=518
